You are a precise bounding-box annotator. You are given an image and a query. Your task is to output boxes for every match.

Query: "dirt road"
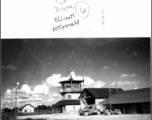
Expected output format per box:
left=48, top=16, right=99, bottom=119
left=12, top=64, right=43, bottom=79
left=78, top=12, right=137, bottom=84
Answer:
left=17, top=113, right=151, bottom=120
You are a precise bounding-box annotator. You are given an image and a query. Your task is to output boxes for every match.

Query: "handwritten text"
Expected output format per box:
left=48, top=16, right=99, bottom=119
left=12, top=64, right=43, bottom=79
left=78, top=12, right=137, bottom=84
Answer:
left=54, top=14, right=75, bottom=22
left=54, top=5, right=74, bottom=12
left=53, top=19, right=79, bottom=32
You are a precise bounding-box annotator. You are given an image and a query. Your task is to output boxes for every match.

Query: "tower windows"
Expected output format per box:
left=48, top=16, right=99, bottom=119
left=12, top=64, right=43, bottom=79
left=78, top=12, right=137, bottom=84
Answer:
left=67, top=95, right=71, bottom=99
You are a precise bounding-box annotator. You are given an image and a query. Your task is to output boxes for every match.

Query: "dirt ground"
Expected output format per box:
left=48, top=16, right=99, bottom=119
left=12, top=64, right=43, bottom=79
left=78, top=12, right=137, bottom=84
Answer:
left=17, top=113, right=151, bottom=120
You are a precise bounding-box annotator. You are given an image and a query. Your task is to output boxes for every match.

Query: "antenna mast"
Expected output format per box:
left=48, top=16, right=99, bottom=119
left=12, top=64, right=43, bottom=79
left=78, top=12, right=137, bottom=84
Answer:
left=83, top=60, right=84, bottom=89
left=109, top=87, right=111, bottom=111
left=116, top=81, right=117, bottom=93
left=83, top=46, right=85, bottom=89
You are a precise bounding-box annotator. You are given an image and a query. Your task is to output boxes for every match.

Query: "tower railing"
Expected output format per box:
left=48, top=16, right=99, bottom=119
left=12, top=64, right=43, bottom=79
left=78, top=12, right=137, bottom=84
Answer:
left=60, top=88, right=83, bottom=93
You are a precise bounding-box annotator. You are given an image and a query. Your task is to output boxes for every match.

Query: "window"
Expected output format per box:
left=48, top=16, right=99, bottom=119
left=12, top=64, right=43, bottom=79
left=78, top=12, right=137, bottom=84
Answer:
left=67, top=95, right=71, bottom=99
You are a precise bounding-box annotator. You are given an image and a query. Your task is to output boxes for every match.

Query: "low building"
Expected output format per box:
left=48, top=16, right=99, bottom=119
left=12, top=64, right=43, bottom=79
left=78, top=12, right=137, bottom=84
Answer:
left=18, top=104, right=35, bottom=113
left=100, top=88, right=151, bottom=114
left=79, top=88, right=123, bottom=109
left=53, top=99, right=80, bottom=113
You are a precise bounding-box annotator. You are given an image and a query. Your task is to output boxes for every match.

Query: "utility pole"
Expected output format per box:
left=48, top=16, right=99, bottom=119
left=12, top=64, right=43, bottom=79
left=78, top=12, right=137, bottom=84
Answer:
left=15, top=82, right=19, bottom=119
left=70, top=72, right=72, bottom=90
left=83, top=59, right=85, bottom=89
left=15, top=86, right=17, bottom=117
left=109, top=87, right=111, bottom=111
left=82, top=45, right=85, bottom=89
left=116, top=81, right=117, bottom=93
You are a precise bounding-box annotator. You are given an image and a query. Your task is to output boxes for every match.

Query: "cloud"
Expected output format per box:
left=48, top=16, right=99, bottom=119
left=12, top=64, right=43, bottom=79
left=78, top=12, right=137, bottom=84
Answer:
left=21, top=84, right=32, bottom=94
left=130, top=74, right=136, bottom=77
left=2, top=64, right=17, bottom=70
left=6, top=89, right=11, bottom=94
left=3, top=83, right=59, bottom=108
left=48, top=92, right=60, bottom=100
left=21, top=71, right=105, bottom=95
left=103, top=66, right=110, bottom=69
left=86, top=81, right=105, bottom=88
left=134, top=84, right=138, bottom=89
left=110, top=81, right=140, bottom=86
left=52, top=92, right=59, bottom=97
left=45, top=71, right=98, bottom=87
left=32, top=94, right=41, bottom=98
left=48, top=98, right=54, bottom=102
left=46, top=74, right=62, bottom=87
left=2, top=71, right=106, bottom=108
left=4, top=88, right=28, bottom=99
left=32, top=83, right=49, bottom=95
left=120, top=74, right=129, bottom=77
left=83, top=76, right=94, bottom=86
left=120, top=74, right=137, bottom=78
left=20, top=83, right=50, bottom=95
left=28, top=97, right=42, bottom=101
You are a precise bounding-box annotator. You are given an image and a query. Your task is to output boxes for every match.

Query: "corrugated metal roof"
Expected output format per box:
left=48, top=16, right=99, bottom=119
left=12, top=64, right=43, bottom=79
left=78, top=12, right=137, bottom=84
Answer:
left=101, top=88, right=150, bottom=104
left=53, top=99, right=80, bottom=106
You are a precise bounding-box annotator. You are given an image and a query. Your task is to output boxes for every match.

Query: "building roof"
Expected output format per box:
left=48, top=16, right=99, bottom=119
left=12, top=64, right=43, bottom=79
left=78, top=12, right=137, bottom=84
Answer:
left=79, top=88, right=123, bottom=99
left=53, top=99, right=80, bottom=106
left=18, top=104, right=35, bottom=110
left=101, top=88, right=150, bottom=105
left=59, top=79, right=84, bottom=84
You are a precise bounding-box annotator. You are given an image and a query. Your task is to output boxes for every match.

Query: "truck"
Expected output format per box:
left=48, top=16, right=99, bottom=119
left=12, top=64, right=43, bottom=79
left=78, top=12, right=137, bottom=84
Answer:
left=79, top=104, right=121, bottom=116
left=104, top=105, right=122, bottom=115
left=79, top=104, right=106, bottom=116
left=79, top=98, right=121, bottom=116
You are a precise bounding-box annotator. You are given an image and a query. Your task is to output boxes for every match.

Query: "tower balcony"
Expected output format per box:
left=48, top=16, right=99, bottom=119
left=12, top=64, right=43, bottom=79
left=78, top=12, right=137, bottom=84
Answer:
left=59, top=88, right=83, bottom=93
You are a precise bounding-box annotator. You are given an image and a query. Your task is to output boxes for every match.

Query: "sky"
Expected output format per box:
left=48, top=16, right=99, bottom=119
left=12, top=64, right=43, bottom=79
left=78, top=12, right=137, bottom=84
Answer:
left=1, top=38, right=150, bottom=109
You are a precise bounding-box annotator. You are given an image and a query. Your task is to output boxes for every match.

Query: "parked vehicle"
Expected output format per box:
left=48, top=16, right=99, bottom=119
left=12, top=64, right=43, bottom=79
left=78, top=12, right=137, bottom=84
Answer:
left=105, top=109, right=121, bottom=115
left=79, top=104, right=122, bottom=116
left=104, top=105, right=122, bottom=115
left=79, top=104, right=106, bottom=116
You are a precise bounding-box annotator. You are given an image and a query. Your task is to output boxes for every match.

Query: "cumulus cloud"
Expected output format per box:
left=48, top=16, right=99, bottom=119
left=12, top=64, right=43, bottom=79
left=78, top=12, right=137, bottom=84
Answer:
left=130, top=74, right=136, bottom=77
left=86, top=81, right=105, bottom=88
left=2, top=64, right=17, bottom=70
left=6, top=89, right=11, bottom=94
left=32, top=83, right=49, bottom=95
left=21, top=84, right=32, bottom=94
left=110, top=81, right=140, bottom=86
left=134, top=84, right=138, bottom=89
left=2, top=71, right=106, bottom=108
left=48, top=92, right=59, bottom=98
left=120, top=74, right=136, bottom=78
left=52, top=92, right=59, bottom=97
left=83, top=76, right=94, bottom=86
left=32, top=94, right=41, bottom=98
left=4, top=88, right=27, bottom=99
left=70, top=71, right=83, bottom=80
left=46, top=74, right=62, bottom=87
left=103, top=66, right=110, bottom=69
left=19, top=83, right=50, bottom=96
left=28, top=97, right=42, bottom=101
left=46, top=71, right=85, bottom=87
left=4, top=71, right=105, bottom=99
left=120, top=74, right=129, bottom=77
left=45, top=71, right=100, bottom=88
left=48, top=98, right=54, bottom=102
left=68, top=71, right=105, bottom=88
